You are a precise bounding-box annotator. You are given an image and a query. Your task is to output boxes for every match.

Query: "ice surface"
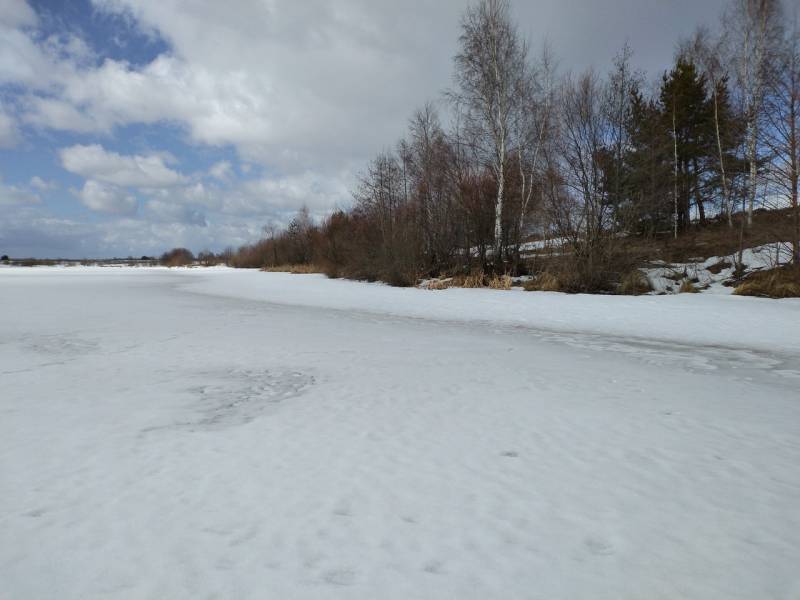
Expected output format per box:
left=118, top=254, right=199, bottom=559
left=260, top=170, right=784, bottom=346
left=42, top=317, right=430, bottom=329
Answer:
left=1, top=267, right=799, bottom=599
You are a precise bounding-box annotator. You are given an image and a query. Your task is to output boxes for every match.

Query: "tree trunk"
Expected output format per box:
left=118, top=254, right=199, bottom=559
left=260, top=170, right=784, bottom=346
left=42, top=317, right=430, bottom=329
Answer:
left=672, top=104, right=679, bottom=239
left=494, top=165, right=504, bottom=263
left=747, top=124, right=758, bottom=227
left=792, top=123, right=800, bottom=264
left=712, top=87, right=732, bottom=227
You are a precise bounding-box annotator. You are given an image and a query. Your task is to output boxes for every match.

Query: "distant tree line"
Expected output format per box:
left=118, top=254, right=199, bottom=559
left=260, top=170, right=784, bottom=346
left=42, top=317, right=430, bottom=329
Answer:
left=228, top=0, right=799, bottom=290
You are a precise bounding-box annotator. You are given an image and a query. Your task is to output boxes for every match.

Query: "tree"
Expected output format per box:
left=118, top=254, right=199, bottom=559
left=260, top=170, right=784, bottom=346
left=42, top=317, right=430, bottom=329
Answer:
left=724, top=0, right=784, bottom=227
left=557, top=70, right=614, bottom=279
left=764, top=15, right=800, bottom=263
left=511, top=43, right=556, bottom=266
left=660, top=59, right=712, bottom=230
left=683, top=26, right=742, bottom=226
left=160, top=248, right=194, bottom=267
left=452, top=0, right=528, bottom=267
left=286, top=207, right=314, bottom=265
left=603, top=44, right=641, bottom=221
left=625, top=88, right=674, bottom=234
left=406, top=103, right=457, bottom=272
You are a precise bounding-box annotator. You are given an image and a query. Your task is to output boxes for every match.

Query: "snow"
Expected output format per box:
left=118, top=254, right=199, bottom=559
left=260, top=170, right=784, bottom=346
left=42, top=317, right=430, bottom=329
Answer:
left=182, top=266, right=800, bottom=354
left=644, top=242, right=795, bottom=295
left=2, top=266, right=799, bottom=599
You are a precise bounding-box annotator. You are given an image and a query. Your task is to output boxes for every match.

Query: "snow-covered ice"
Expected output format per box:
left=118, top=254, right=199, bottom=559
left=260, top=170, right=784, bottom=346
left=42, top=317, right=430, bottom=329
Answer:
left=1, top=266, right=799, bottom=599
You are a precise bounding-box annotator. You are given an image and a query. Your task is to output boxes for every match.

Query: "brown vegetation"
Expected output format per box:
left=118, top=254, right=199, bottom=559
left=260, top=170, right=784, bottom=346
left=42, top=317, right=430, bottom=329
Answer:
left=261, top=264, right=323, bottom=274
left=618, top=271, right=653, bottom=296
left=734, top=265, right=800, bottom=298
left=679, top=280, right=701, bottom=294
left=523, top=272, right=562, bottom=292
left=160, top=248, right=194, bottom=267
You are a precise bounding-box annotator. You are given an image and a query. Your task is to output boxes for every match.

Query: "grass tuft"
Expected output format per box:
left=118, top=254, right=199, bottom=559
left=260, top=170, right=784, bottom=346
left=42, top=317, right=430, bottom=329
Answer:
left=679, top=279, right=700, bottom=294
left=618, top=270, right=652, bottom=296
left=261, top=264, right=322, bottom=274
left=734, top=265, right=800, bottom=298
left=524, top=272, right=562, bottom=292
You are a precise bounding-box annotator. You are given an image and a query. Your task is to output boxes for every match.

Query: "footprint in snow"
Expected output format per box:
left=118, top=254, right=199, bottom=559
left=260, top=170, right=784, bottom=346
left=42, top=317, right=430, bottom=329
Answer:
left=584, top=536, right=614, bottom=556
left=321, top=568, right=356, bottom=586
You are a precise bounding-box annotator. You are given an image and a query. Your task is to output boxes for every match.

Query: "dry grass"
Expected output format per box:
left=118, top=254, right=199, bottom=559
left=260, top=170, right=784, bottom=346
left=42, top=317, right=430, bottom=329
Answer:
left=679, top=279, right=700, bottom=294
left=734, top=265, right=800, bottom=298
left=523, top=272, right=562, bottom=292
left=487, top=274, right=512, bottom=290
left=423, top=278, right=453, bottom=290
left=457, top=272, right=487, bottom=288
left=261, top=264, right=322, bottom=274
left=618, top=270, right=652, bottom=296
left=422, top=272, right=512, bottom=291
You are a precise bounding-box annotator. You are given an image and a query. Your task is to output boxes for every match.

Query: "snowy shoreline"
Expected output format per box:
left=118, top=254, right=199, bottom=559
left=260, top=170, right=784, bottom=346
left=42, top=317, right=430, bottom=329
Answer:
left=180, top=267, right=800, bottom=356
left=4, top=264, right=799, bottom=355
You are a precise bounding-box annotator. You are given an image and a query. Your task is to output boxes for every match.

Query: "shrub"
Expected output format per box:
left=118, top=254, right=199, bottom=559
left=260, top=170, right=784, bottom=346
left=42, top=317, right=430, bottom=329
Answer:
left=734, top=266, right=800, bottom=298
left=261, top=264, right=322, bottom=274
left=487, top=274, right=512, bottom=290
left=450, top=271, right=485, bottom=288
left=160, top=248, right=194, bottom=267
left=524, top=272, right=562, bottom=292
left=679, top=279, right=700, bottom=294
left=384, top=268, right=417, bottom=287
left=618, top=270, right=652, bottom=296
left=17, top=258, right=55, bottom=267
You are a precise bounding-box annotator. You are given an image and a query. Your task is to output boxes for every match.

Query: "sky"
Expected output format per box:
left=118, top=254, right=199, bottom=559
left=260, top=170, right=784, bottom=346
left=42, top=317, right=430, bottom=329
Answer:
left=0, top=0, right=729, bottom=258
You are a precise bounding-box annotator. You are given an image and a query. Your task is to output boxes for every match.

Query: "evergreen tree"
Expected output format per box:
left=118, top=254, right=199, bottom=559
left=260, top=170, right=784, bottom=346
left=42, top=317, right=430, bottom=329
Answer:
left=660, top=59, right=712, bottom=229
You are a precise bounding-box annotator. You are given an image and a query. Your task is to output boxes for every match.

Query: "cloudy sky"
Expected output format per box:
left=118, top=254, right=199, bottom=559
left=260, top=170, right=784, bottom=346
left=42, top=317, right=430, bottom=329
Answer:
left=1, top=0, right=728, bottom=258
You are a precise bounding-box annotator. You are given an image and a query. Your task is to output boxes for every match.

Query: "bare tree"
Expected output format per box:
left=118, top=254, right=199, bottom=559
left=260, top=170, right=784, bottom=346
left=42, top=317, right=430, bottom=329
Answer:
left=724, top=0, right=784, bottom=227
left=452, top=0, right=528, bottom=267
left=558, top=70, right=614, bottom=276
left=262, top=221, right=281, bottom=266
left=512, top=43, right=556, bottom=262
left=604, top=43, right=640, bottom=222
left=764, top=14, right=800, bottom=263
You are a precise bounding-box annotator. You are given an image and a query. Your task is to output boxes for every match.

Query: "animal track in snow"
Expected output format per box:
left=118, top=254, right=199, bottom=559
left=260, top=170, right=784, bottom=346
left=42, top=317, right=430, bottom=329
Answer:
left=189, top=369, right=314, bottom=430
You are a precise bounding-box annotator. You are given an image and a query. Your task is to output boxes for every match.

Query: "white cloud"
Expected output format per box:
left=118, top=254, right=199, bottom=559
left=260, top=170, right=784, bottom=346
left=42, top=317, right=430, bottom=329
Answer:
left=209, top=160, right=232, bottom=181
left=60, top=144, right=186, bottom=188
left=220, top=171, right=351, bottom=218
left=23, top=96, right=103, bottom=133
left=30, top=176, right=58, bottom=191
left=0, top=177, right=40, bottom=206
left=143, top=199, right=207, bottom=226
left=0, top=0, right=37, bottom=28
left=0, top=105, right=17, bottom=147
left=4, top=0, right=456, bottom=171
left=77, top=180, right=138, bottom=215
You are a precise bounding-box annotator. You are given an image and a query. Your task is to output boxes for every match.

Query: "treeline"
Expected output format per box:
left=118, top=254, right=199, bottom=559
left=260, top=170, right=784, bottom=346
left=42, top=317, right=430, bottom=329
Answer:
left=230, top=0, right=799, bottom=290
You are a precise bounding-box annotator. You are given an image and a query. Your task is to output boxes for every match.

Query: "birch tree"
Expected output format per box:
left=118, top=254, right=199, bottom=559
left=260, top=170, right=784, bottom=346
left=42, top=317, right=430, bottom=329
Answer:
left=512, top=44, right=556, bottom=262
left=764, top=16, right=800, bottom=263
left=452, top=0, right=527, bottom=267
left=724, top=0, right=784, bottom=227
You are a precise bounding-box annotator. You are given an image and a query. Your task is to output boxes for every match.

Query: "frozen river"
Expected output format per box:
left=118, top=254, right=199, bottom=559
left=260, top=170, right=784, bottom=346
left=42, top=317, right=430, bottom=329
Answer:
left=2, top=267, right=799, bottom=599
